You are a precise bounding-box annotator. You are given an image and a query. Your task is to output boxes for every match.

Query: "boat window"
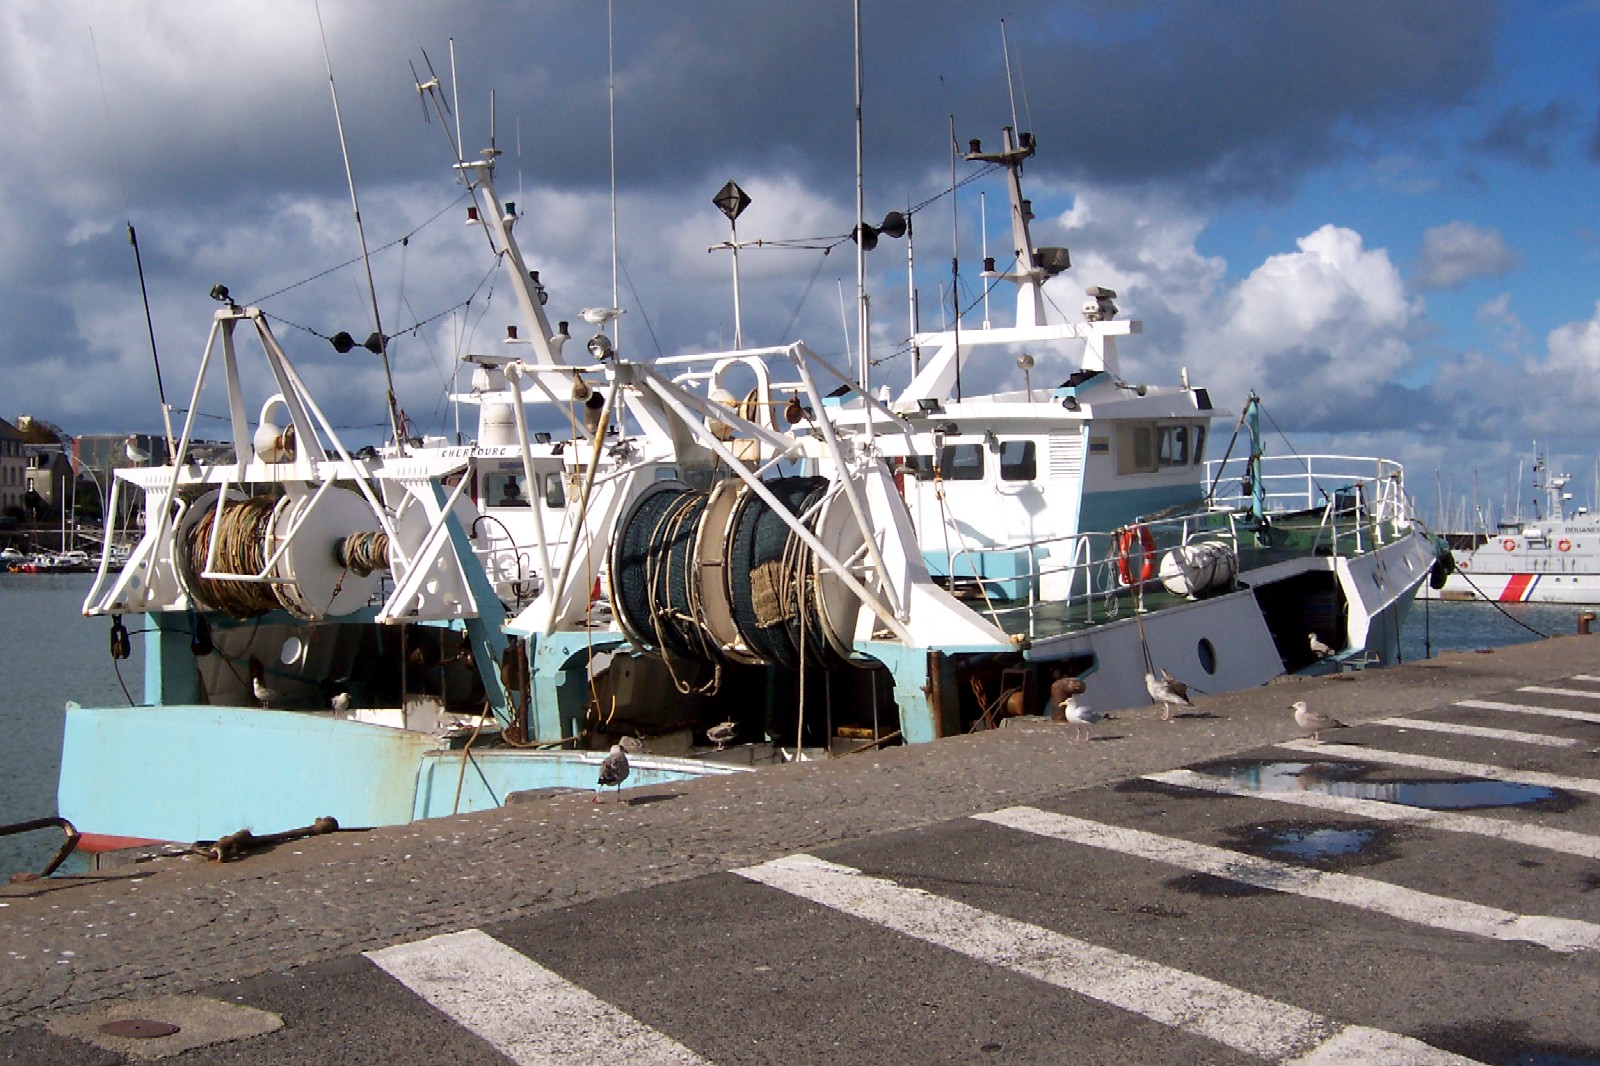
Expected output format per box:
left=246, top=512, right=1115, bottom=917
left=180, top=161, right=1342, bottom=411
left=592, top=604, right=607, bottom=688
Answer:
left=1115, top=425, right=1158, bottom=474
left=898, top=454, right=937, bottom=481
left=1159, top=426, right=1189, bottom=467
left=486, top=473, right=529, bottom=507
left=999, top=440, right=1036, bottom=481
left=1192, top=425, right=1207, bottom=464
left=938, top=443, right=986, bottom=481
left=542, top=473, right=566, bottom=509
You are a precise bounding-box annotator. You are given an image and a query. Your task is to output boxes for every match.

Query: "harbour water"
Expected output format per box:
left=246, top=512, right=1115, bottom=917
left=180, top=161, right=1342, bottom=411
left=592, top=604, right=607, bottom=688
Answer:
left=0, top=574, right=1590, bottom=879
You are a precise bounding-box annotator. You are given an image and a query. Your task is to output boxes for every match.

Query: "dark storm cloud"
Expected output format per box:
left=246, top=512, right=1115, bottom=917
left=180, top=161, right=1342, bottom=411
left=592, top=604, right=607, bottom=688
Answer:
left=1472, top=99, right=1572, bottom=167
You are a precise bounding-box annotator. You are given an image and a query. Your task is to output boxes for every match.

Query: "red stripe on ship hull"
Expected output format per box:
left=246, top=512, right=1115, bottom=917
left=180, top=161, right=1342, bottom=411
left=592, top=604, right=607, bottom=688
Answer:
left=1499, top=573, right=1536, bottom=602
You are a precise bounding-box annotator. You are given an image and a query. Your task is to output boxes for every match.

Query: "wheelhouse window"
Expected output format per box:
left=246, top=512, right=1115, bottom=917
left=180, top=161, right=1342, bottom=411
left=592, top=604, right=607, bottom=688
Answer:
left=999, top=440, right=1036, bottom=481
left=938, top=443, right=985, bottom=481
left=1115, top=424, right=1157, bottom=474
left=1158, top=426, right=1189, bottom=467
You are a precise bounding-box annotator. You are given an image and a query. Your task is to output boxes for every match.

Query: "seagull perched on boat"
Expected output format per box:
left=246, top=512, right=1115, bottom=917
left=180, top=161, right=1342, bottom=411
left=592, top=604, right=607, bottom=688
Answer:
left=1293, top=700, right=1347, bottom=744
left=594, top=744, right=630, bottom=803
left=1308, top=632, right=1336, bottom=658
left=247, top=657, right=278, bottom=709
left=706, top=720, right=738, bottom=751
left=124, top=436, right=150, bottom=464
left=1145, top=670, right=1192, bottom=721
left=330, top=691, right=350, bottom=714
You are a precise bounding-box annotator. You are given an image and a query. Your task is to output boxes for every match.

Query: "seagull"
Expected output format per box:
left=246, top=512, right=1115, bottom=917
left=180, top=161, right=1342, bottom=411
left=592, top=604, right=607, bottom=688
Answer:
left=578, top=306, right=625, bottom=326
left=1145, top=670, right=1192, bottom=721
left=125, top=436, right=151, bottom=464
left=706, top=720, right=738, bottom=751
left=594, top=743, right=630, bottom=803
left=252, top=675, right=278, bottom=710
left=619, top=735, right=647, bottom=754
left=331, top=691, right=350, bottom=714
left=1308, top=632, right=1336, bottom=658
left=1060, top=696, right=1106, bottom=743
left=1293, top=700, right=1348, bottom=743
left=1048, top=675, right=1088, bottom=722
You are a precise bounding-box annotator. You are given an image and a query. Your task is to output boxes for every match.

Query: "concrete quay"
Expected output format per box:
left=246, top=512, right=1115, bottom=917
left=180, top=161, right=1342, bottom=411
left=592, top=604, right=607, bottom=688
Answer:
left=3, top=632, right=1597, bottom=1047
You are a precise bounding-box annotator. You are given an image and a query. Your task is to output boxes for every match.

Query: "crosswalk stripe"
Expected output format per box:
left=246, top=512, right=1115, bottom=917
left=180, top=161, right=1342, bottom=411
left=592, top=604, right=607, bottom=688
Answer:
left=1372, top=717, right=1578, bottom=747
left=1144, top=769, right=1600, bottom=860
left=1276, top=739, right=1600, bottom=797
left=1456, top=699, right=1600, bottom=724
left=736, top=853, right=1482, bottom=1064
left=366, top=929, right=711, bottom=1066
left=1520, top=685, right=1600, bottom=700
left=975, top=806, right=1600, bottom=954
left=1567, top=675, right=1600, bottom=684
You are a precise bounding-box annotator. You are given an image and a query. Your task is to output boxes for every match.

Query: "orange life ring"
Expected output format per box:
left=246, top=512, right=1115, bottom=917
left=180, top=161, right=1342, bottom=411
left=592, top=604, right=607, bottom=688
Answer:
left=1501, top=538, right=1516, bottom=552
left=1558, top=538, right=1573, bottom=552
left=1116, top=525, right=1158, bottom=585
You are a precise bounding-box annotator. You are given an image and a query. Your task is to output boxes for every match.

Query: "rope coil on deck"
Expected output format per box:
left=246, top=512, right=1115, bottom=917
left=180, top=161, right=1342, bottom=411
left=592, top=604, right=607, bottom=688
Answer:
left=179, top=494, right=392, bottom=619
left=610, top=476, right=852, bottom=673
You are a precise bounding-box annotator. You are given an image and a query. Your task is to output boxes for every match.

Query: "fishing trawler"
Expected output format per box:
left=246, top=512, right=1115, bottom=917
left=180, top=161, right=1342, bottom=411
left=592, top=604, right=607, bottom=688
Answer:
left=1429, top=457, right=1600, bottom=603
left=57, top=84, right=1441, bottom=852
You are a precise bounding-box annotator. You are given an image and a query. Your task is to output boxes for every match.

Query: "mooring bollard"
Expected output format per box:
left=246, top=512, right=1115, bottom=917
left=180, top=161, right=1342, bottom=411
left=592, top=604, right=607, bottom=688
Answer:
left=1580, top=612, right=1595, bottom=635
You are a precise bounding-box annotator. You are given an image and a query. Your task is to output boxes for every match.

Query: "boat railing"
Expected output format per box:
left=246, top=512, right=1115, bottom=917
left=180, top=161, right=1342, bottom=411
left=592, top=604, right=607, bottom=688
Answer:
left=941, top=513, right=1245, bottom=639
left=1205, top=454, right=1411, bottom=521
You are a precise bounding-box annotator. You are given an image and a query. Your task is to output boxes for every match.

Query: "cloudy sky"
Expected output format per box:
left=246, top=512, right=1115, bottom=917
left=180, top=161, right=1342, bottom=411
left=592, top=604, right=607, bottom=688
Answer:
left=3, top=1, right=1598, bottom=526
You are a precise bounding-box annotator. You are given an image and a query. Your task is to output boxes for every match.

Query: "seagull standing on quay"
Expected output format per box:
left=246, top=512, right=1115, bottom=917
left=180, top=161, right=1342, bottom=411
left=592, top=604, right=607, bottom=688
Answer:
left=1060, top=695, right=1105, bottom=743
left=1293, top=700, right=1348, bottom=743
left=1145, top=670, right=1192, bottom=721
left=1308, top=632, right=1336, bottom=658
left=594, top=743, right=630, bottom=803
left=706, top=720, right=738, bottom=751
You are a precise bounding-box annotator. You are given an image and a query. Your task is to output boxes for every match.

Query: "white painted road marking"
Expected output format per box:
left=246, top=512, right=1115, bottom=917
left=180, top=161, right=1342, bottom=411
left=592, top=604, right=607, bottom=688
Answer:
left=975, top=806, right=1600, bottom=954
left=366, top=929, right=712, bottom=1066
left=1455, top=699, right=1600, bottom=725
left=1567, top=675, right=1600, bottom=684
left=1520, top=685, right=1600, bottom=700
left=1276, top=739, right=1600, bottom=798
left=1373, top=717, right=1578, bottom=747
left=736, top=853, right=1483, bottom=1064
left=1144, top=769, right=1600, bottom=860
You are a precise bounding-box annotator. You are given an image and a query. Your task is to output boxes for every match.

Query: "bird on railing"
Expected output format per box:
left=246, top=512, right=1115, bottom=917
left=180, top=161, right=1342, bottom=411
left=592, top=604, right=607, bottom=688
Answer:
left=125, top=436, right=151, bottom=465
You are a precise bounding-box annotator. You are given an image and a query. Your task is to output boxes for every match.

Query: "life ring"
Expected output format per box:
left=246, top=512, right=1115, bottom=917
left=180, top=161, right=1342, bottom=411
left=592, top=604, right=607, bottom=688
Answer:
left=1116, top=525, right=1157, bottom=585
left=1501, top=538, right=1516, bottom=552
left=1559, top=538, right=1573, bottom=552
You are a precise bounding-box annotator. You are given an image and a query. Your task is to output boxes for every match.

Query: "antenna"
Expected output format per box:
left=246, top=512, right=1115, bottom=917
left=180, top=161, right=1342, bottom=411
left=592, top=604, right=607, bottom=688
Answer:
left=980, top=191, right=990, bottom=329
left=314, top=0, right=405, bottom=449
left=92, top=27, right=176, bottom=459
left=948, top=111, right=962, bottom=402
left=853, top=0, right=870, bottom=390
left=1000, top=18, right=1020, bottom=133
left=608, top=0, right=621, bottom=345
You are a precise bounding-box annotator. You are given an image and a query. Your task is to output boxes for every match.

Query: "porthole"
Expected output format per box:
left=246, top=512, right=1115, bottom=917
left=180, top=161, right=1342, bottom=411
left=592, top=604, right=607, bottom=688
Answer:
left=1197, top=638, right=1217, bottom=675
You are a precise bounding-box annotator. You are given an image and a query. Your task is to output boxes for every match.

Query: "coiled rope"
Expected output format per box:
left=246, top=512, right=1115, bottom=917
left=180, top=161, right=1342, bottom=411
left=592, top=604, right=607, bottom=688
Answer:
left=182, top=497, right=390, bottom=619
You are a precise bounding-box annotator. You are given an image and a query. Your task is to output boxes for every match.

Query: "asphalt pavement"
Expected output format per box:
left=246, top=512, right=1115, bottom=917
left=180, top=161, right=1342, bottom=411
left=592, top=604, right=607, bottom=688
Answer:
left=4, top=632, right=1600, bottom=1062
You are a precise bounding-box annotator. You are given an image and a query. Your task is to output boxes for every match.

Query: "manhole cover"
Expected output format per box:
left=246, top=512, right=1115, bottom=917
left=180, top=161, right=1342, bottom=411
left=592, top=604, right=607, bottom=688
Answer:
left=98, top=1018, right=181, bottom=1039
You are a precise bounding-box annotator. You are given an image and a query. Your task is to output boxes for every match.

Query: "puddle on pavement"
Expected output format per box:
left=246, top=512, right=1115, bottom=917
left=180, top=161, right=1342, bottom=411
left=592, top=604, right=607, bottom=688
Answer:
left=1191, top=759, right=1576, bottom=812
left=1260, top=826, right=1376, bottom=859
